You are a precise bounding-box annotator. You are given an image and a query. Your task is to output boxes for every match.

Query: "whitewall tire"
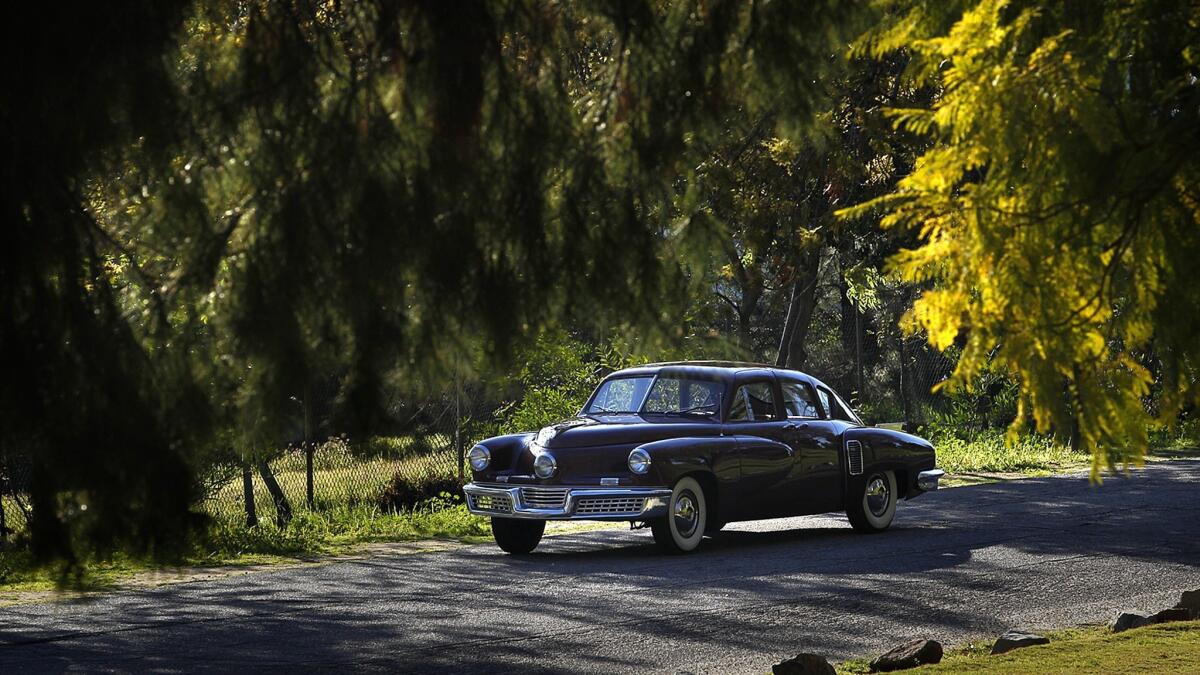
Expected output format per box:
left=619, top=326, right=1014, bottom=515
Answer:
left=651, top=476, right=707, bottom=553
left=847, top=470, right=897, bottom=533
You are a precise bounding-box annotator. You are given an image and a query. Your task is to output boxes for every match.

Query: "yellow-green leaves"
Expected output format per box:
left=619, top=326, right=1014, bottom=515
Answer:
left=850, top=0, right=1200, bottom=475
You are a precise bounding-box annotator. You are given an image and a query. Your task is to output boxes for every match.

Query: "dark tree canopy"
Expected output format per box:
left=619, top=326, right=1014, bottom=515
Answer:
left=3, top=1, right=858, bottom=559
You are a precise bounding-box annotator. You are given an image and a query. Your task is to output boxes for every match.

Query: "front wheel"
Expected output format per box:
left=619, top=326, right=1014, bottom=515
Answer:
left=491, top=517, right=545, bottom=554
left=651, top=476, right=707, bottom=553
left=846, top=470, right=897, bottom=533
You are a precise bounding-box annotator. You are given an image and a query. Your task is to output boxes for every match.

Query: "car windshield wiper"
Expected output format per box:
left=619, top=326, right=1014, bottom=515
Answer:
left=587, top=406, right=633, bottom=414
left=659, top=403, right=717, bottom=416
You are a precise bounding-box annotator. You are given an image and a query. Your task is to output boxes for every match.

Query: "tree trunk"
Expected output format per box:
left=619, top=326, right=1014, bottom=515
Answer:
left=258, top=459, right=293, bottom=528
left=737, top=282, right=762, bottom=354
left=242, top=463, right=258, bottom=528
left=776, top=250, right=820, bottom=369
left=0, top=487, right=8, bottom=540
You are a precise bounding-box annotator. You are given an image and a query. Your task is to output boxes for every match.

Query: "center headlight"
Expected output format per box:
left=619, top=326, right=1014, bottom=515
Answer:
left=468, top=444, right=491, bottom=471
left=533, top=451, right=557, bottom=479
left=628, top=448, right=651, bottom=474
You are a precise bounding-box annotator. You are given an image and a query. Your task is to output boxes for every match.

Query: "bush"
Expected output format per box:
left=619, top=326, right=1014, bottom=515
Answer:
left=377, top=469, right=463, bottom=512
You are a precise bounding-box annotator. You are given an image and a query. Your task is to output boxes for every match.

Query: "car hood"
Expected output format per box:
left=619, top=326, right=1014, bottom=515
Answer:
left=534, top=415, right=720, bottom=449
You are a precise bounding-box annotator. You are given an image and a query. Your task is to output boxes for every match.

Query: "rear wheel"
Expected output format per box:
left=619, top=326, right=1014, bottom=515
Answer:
left=491, top=517, right=545, bottom=554
left=846, top=470, right=897, bottom=533
left=651, top=476, right=707, bottom=553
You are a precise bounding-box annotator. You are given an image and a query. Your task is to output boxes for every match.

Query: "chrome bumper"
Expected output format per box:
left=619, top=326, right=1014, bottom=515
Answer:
left=463, top=483, right=671, bottom=521
left=917, top=469, right=946, bottom=491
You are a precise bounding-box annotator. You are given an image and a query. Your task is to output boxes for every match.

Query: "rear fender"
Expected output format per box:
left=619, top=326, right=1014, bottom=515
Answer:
left=842, top=426, right=936, bottom=500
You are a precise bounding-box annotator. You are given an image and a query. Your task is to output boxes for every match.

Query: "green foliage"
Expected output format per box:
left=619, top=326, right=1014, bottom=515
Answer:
left=494, top=331, right=600, bottom=434
left=5, top=1, right=862, bottom=561
left=930, top=430, right=1085, bottom=475
left=846, top=0, right=1200, bottom=475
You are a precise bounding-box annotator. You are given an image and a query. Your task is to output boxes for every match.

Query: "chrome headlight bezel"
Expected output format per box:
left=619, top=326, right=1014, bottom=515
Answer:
left=628, top=448, right=651, bottom=475
left=532, top=451, right=557, bottom=479
left=468, top=444, right=491, bottom=471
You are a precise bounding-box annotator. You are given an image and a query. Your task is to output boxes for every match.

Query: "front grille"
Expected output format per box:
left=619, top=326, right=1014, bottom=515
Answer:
left=575, top=496, right=646, bottom=516
left=520, top=486, right=570, bottom=509
left=846, top=440, right=864, bottom=475
left=469, top=493, right=513, bottom=514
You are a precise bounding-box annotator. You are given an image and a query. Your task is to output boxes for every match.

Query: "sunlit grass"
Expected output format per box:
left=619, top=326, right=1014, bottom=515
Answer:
left=836, top=621, right=1200, bottom=674
left=203, top=441, right=462, bottom=523
left=932, top=430, right=1088, bottom=475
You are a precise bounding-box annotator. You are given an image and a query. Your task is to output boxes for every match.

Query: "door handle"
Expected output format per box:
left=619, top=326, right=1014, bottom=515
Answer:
left=782, top=422, right=809, bottom=431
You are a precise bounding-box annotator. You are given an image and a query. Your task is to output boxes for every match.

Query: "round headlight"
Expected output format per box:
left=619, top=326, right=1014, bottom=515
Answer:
left=533, top=451, right=557, bottom=479
left=468, top=444, right=491, bottom=471
left=628, top=448, right=651, bottom=474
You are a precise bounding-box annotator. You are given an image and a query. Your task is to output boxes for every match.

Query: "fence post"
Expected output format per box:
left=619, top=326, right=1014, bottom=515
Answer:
left=854, top=308, right=865, bottom=405
left=455, top=370, right=464, bottom=484
left=242, top=462, right=258, bottom=528
left=304, top=390, right=314, bottom=509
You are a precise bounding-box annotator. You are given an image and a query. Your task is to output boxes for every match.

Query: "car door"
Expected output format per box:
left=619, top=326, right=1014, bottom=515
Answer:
left=779, top=378, right=843, bottom=514
left=725, top=375, right=796, bottom=519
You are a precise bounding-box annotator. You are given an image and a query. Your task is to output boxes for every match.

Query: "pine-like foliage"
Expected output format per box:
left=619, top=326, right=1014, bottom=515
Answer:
left=846, top=0, right=1200, bottom=474
left=3, top=1, right=858, bottom=560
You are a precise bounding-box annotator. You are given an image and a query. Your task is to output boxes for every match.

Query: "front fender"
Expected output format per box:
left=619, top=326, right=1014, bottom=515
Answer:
left=470, top=433, right=533, bottom=480
left=633, top=435, right=740, bottom=485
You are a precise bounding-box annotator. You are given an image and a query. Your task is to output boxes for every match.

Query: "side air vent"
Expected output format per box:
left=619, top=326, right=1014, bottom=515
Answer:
left=846, top=439, right=864, bottom=476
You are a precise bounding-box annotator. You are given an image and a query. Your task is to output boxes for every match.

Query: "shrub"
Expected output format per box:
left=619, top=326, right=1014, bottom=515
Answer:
left=377, top=469, right=463, bottom=512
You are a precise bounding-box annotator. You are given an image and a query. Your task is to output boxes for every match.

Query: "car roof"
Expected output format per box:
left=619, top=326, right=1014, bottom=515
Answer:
left=610, top=360, right=830, bottom=387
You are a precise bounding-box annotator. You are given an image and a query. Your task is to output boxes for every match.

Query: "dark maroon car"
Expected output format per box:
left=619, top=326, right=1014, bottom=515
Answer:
left=464, top=361, right=943, bottom=554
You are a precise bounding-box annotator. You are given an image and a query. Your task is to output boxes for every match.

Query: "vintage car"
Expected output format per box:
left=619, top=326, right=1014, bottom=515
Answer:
left=464, top=362, right=943, bottom=554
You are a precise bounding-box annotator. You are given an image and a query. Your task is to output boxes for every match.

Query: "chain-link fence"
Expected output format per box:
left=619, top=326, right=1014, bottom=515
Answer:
left=0, top=392, right=496, bottom=538
left=201, top=390, right=496, bottom=526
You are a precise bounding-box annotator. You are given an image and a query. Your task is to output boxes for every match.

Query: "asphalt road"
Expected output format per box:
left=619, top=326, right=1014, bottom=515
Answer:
left=2, top=461, right=1199, bottom=673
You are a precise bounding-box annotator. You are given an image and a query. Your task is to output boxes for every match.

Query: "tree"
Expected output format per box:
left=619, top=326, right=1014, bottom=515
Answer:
left=4, top=1, right=861, bottom=561
left=848, top=0, right=1200, bottom=473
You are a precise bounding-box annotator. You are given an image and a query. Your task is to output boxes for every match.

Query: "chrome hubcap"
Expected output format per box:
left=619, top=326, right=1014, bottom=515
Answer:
left=866, top=476, right=890, bottom=517
left=673, top=491, right=699, bottom=537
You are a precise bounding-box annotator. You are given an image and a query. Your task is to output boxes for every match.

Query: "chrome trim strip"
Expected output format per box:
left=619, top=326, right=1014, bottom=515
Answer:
left=917, top=469, right=945, bottom=491
left=463, top=483, right=671, bottom=520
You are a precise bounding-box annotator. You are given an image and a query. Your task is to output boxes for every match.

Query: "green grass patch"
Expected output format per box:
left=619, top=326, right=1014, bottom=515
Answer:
left=932, top=430, right=1088, bottom=475
left=837, top=621, right=1200, bottom=674
left=0, top=496, right=490, bottom=595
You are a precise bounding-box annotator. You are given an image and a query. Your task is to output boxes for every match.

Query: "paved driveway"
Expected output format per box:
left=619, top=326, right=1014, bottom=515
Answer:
left=2, top=461, right=1198, bottom=673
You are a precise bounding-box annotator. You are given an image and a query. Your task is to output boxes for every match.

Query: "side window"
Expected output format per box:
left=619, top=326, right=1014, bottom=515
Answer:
left=728, top=381, right=780, bottom=421
left=819, top=387, right=854, bottom=422
left=781, top=382, right=820, bottom=419
left=816, top=388, right=832, bottom=419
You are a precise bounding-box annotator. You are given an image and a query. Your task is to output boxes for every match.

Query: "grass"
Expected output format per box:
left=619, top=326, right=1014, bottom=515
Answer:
left=204, top=439, right=461, bottom=522
left=931, top=430, right=1089, bottom=476
left=0, top=496, right=490, bottom=595
left=836, top=621, right=1200, bottom=674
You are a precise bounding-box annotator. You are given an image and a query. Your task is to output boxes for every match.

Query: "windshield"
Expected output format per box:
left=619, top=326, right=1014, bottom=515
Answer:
left=641, top=376, right=723, bottom=416
left=583, top=374, right=725, bottom=416
left=584, top=377, right=653, bottom=414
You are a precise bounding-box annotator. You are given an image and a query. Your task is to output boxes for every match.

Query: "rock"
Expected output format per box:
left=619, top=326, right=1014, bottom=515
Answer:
left=1151, top=607, right=1192, bottom=624
left=990, top=630, right=1050, bottom=655
left=869, top=639, right=944, bottom=672
left=1177, top=589, right=1200, bottom=619
left=1111, top=612, right=1153, bottom=633
left=772, top=653, right=836, bottom=675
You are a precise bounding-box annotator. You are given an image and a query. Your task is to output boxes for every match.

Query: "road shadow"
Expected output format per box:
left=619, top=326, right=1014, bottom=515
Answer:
left=1, top=462, right=1197, bottom=673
